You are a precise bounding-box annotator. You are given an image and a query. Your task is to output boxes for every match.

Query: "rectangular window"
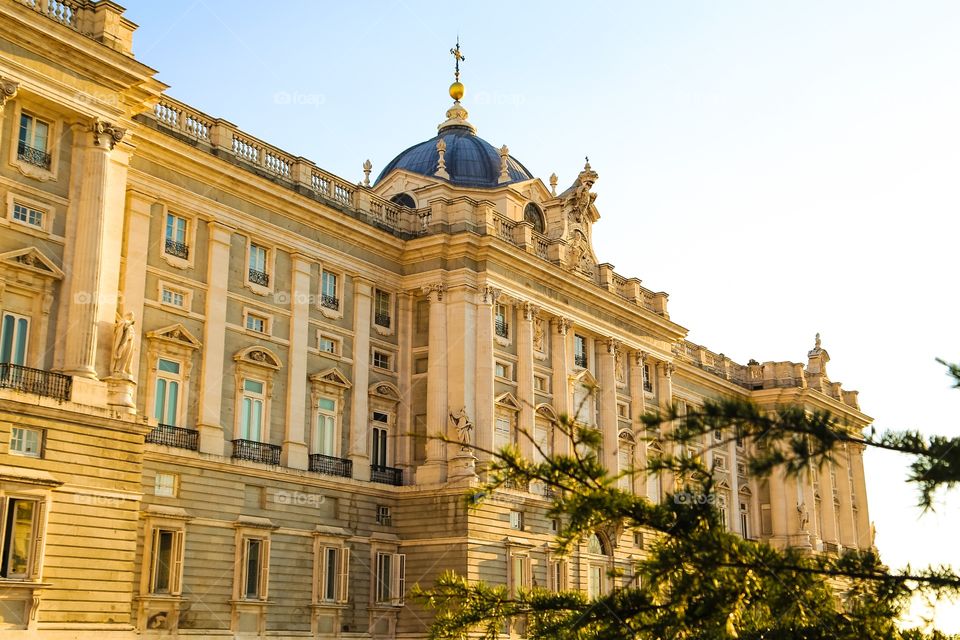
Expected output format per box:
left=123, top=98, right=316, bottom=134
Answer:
left=0, top=498, right=42, bottom=579
left=549, top=559, right=567, bottom=592
left=164, top=213, right=189, bottom=259
left=587, top=564, right=604, bottom=599
left=239, top=379, right=265, bottom=441
left=9, top=427, right=41, bottom=458
left=160, top=286, right=186, bottom=308
left=149, top=527, right=184, bottom=595
left=241, top=537, right=270, bottom=600
left=713, top=454, right=727, bottom=470
left=371, top=424, right=388, bottom=468
left=375, top=552, right=405, bottom=605
left=245, top=313, right=268, bottom=334
left=320, top=271, right=339, bottom=310
left=494, top=416, right=512, bottom=450
left=248, top=243, right=269, bottom=286
left=376, top=505, right=392, bottom=526
left=374, top=289, right=391, bottom=328
left=494, top=304, right=509, bottom=339
left=534, top=374, right=548, bottom=392
left=154, top=472, right=177, bottom=497
left=154, top=358, right=182, bottom=426
left=314, top=397, right=337, bottom=456
left=18, top=113, right=51, bottom=168
left=574, top=334, right=587, bottom=368
left=494, top=361, right=510, bottom=379
left=740, top=502, right=750, bottom=539
left=533, top=420, right=551, bottom=464
left=12, top=202, right=44, bottom=228
left=642, top=363, right=653, bottom=392
left=509, top=511, right=523, bottom=531
left=372, top=350, right=391, bottom=371
left=319, top=546, right=349, bottom=603
left=0, top=312, right=30, bottom=367
left=319, top=335, right=338, bottom=355
left=510, top=553, right=531, bottom=595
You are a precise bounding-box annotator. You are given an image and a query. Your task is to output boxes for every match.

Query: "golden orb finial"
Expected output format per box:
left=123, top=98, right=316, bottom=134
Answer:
left=449, top=81, right=465, bottom=101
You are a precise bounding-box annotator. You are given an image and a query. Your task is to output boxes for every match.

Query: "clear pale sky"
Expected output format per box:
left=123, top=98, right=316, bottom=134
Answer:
left=120, top=0, right=960, bottom=631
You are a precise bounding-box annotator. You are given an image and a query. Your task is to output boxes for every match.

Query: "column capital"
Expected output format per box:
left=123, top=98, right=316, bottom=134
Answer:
left=604, top=338, right=622, bottom=355
left=422, top=282, right=446, bottom=302
left=479, top=285, right=499, bottom=305
left=91, top=119, right=126, bottom=149
left=0, top=76, right=19, bottom=107
left=661, top=362, right=675, bottom=378
left=631, top=350, right=648, bottom=367
left=554, top=317, right=572, bottom=335
left=521, top=301, right=540, bottom=321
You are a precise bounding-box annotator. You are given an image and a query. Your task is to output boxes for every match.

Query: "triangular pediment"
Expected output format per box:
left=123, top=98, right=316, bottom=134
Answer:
left=234, top=346, right=281, bottom=369
left=495, top=392, right=522, bottom=411
left=0, top=247, right=64, bottom=279
left=146, top=323, right=201, bottom=350
left=739, top=484, right=753, bottom=496
left=310, top=367, right=352, bottom=389
left=570, top=368, right=598, bottom=387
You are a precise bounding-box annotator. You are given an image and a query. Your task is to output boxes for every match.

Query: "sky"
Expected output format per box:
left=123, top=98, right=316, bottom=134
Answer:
left=120, top=0, right=960, bottom=631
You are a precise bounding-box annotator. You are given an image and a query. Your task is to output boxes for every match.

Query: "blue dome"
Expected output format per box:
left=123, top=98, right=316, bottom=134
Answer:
left=376, top=125, right=534, bottom=188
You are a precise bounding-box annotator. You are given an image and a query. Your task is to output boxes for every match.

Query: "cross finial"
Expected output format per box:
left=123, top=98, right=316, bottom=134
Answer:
left=450, top=37, right=466, bottom=83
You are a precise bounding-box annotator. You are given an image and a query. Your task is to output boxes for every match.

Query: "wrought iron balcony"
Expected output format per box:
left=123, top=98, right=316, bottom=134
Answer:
left=0, top=363, right=72, bottom=402
left=494, top=317, right=509, bottom=338
left=146, top=424, right=199, bottom=451
left=370, top=464, right=403, bottom=486
left=164, top=238, right=189, bottom=259
left=574, top=353, right=588, bottom=368
left=248, top=268, right=269, bottom=287
left=309, top=453, right=353, bottom=478
left=374, top=313, right=391, bottom=328
left=231, top=439, right=281, bottom=465
left=643, top=380, right=653, bottom=392
left=17, top=141, right=51, bottom=169
left=320, top=294, right=339, bottom=310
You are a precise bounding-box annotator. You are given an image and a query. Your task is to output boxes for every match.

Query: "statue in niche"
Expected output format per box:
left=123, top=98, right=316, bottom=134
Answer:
left=568, top=230, right=594, bottom=274
left=615, top=349, right=625, bottom=384
left=111, top=312, right=136, bottom=380
left=450, top=407, right=473, bottom=448
left=797, top=502, right=810, bottom=532
left=533, top=316, right=545, bottom=352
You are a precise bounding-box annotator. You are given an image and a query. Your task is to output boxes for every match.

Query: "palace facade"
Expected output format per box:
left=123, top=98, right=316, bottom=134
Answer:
left=0, top=1, right=872, bottom=637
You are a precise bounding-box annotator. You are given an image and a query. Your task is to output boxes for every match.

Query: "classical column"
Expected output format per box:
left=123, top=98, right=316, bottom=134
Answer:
left=418, top=283, right=447, bottom=484
left=849, top=443, right=872, bottom=549
left=474, top=287, right=497, bottom=468
left=396, top=292, right=414, bottom=472
left=550, top=317, right=572, bottom=455
left=197, top=221, right=234, bottom=455
left=834, top=446, right=857, bottom=549
left=656, top=361, right=675, bottom=493
left=349, top=278, right=374, bottom=479
left=516, top=302, right=537, bottom=462
left=61, top=121, right=125, bottom=378
left=800, top=465, right=819, bottom=547
left=727, top=436, right=742, bottom=535
left=445, top=285, right=477, bottom=479
left=282, top=254, right=311, bottom=470
left=629, top=351, right=648, bottom=496
left=817, top=460, right=840, bottom=548
left=598, top=339, right=620, bottom=475
left=118, top=189, right=154, bottom=404
left=768, top=468, right=789, bottom=548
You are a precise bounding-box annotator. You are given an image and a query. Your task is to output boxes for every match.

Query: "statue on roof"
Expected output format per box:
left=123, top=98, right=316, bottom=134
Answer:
left=564, top=157, right=599, bottom=224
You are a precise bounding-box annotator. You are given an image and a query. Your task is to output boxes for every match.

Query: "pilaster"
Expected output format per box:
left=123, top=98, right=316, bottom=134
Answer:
left=550, top=317, right=572, bottom=456
left=628, top=351, right=647, bottom=495
left=599, top=338, right=620, bottom=475
left=119, top=189, right=154, bottom=403
left=418, top=283, right=447, bottom=484
left=474, top=286, right=497, bottom=468
left=349, top=277, right=374, bottom=479
left=282, top=254, right=312, bottom=470
left=445, top=285, right=477, bottom=478
left=516, top=302, right=537, bottom=462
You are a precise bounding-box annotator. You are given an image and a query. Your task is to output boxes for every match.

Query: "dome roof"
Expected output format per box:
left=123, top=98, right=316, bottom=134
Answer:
left=375, top=124, right=534, bottom=188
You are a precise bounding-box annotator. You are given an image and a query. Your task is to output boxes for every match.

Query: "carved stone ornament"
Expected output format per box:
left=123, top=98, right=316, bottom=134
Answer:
left=92, top=119, right=126, bottom=149
left=0, top=76, right=19, bottom=107
left=481, top=285, right=500, bottom=305
left=533, top=316, right=545, bottom=352
left=421, top=282, right=445, bottom=302
left=555, top=317, right=572, bottom=336
left=449, top=407, right=474, bottom=448
left=111, top=312, right=137, bottom=380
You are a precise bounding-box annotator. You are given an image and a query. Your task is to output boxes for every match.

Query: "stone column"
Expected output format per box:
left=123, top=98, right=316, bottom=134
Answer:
left=516, top=302, right=537, bottom=462
left=62, top=121, right=125, bottom=379
left=349, top=278, right=373, bottom=479
left=800, top=466, right=819, bottom=547
left=119, top=189, right=153, bottom=397
left=727, top=437, right=741, bottom=535
left=767, top=467, right=789, bottom=548
left=418, top=283, right=447, bottom=484
left=445, top=285, right=477, bottom=480
left=849, top=443, right=872, bottom=549
left=629, top=351, right=647, bottom=496
left=817, top=460, right=840, bottom=547
left=396, top=293, right=414, bottom=472
left=550, top=317, right=572, bottom=456
left=474, top=287, right=497, bottom=468
left=656, top=361, right=675, bottom=493
left=598, top=339, right=620, bottom=475
left=282, top=254, right=311, bottom=470
left=834, top=446, right=857, bottom=548
left=197, top=222, right=233, bottom=455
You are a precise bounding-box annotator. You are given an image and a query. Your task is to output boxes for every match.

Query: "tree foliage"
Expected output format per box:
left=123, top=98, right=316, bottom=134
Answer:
left=414, top=362, right=960, bottom=639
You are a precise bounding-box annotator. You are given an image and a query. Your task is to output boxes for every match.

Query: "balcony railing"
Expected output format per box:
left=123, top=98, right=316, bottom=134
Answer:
left=643, top=380, right=653, bottom=392
left=17, top=141, right=51, bottom=169
left=0, top=363, right=72, bottom=402
left=574, top=353, right=588, bottom=368
left=374, top=313, right=391, bottom=328
left=309, top=453, right=353, bottom=478
left=370, top=464, right=403, bottom=486
left=494, top=317, right=509, bottom=338
left=164, top=238, right=189, bottom=259
left=248, top=268, right=269, bottom=287
left=320, top=294, right=339, bottom=310
left=146, top=424, right=199, bottom=451
left=231, top=439, right=281, bottom=465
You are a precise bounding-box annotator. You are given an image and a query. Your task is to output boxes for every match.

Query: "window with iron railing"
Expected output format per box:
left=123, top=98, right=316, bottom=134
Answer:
left=321, top=271, right=339, bottom=310
left=374, top=289, right=392, bottom=328
left=494, top=304, right=509, bottom=339
left=574, top=334, right=588, bottom=368
left=18, top=113, right=51, bottom=169
left=248, top=243, right=269, bottom=286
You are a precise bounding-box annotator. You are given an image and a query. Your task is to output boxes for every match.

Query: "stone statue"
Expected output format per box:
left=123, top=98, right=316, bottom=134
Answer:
left=450, top=407, right=473, bottom=448
left=533, top=316, right=545, bottom=352
left=563, top=158, right=598, bottom=224
left=111, top=311, right=136, bottom=380
left=615, top=349, right=625, bottom=383
left=796, top=502, right=810, bottom=532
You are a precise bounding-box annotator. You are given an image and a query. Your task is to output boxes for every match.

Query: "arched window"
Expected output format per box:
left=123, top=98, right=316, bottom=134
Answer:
left=523, top=202, right=545, bottom=234
left=390, top=192, right=416, bottom=208
left=587, top=533, right=608, bottom=556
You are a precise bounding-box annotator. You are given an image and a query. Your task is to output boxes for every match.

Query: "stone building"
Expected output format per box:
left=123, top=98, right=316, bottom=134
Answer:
left=0, top=1, right=872, bottom=637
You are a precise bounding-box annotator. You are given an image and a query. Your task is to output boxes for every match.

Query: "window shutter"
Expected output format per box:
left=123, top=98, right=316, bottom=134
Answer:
left=29, top=500, right=46, bottom=579
left=258, top=538, right=270, bottom=600
left=336, top=547, right=350, bottom=603
left=392, top=553, right=405, bottom=605
left=524, top=556, right=532, bottom=589
left=149, top=527, right=161, bottom=592
left=170, top=529, right=185, bottom=595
